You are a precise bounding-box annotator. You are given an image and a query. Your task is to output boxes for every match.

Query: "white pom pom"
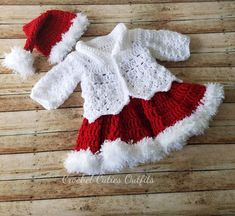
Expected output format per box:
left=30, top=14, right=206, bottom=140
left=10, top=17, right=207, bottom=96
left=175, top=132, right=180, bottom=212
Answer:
left=2, top=47, right=35, bottom=79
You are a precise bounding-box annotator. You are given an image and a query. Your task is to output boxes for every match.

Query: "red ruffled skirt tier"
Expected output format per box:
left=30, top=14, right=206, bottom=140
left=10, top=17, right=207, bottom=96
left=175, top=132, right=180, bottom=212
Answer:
left=64, top=82, right=224, bottom=175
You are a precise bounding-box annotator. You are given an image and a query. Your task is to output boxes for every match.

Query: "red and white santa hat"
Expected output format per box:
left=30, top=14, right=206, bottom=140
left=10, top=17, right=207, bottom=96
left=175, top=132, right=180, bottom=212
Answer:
left=2, top=10, right=89, bottom=78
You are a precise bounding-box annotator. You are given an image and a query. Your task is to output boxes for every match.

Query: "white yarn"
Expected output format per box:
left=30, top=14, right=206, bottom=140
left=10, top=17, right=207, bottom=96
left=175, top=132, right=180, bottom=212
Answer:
left=64, top=83, right=224, bottom=175
left=31, top=52, right=83, bottom=110
left=31, top=23, right=191, bottom=123
left=49, top=13, right=89, bottom=64
left=2, top=47, right=35, bottom=79
left=64, top=149, right=102, bottom=175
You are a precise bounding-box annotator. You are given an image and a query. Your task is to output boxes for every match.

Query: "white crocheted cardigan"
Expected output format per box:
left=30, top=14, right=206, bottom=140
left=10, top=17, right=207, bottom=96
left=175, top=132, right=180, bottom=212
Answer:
left=31, top=23, right=190, bottom=123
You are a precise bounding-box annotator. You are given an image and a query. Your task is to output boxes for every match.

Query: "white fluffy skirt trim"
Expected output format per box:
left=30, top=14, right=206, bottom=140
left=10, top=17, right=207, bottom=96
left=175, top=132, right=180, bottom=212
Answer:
left=64, top=83, right=224, bottom=175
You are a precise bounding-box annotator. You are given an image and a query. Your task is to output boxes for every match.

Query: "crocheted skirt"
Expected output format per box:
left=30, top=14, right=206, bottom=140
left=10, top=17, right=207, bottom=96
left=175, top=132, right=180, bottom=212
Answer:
left=64, top=82, right=224, bottom=175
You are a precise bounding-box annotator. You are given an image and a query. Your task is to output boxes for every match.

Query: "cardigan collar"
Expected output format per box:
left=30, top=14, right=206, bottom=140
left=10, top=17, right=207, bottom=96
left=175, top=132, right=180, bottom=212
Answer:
left=76, top=23, right=130, bottom=60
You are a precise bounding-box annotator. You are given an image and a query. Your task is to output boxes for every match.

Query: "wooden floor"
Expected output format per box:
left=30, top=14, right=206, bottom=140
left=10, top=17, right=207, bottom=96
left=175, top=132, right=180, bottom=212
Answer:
left=0, top=0, right=235, bottom=215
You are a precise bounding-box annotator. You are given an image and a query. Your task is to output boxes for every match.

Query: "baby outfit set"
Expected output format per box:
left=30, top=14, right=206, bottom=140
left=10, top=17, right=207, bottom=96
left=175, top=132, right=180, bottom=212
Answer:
left=3, top=10, right=224, bottom=175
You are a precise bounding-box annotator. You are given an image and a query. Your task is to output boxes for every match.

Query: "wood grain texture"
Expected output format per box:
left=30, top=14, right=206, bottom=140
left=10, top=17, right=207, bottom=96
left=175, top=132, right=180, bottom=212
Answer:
left=1, top=32, right=235, bottom=58
left=0, top=144, right=235, bottom=180
left=0, top=170, right=235, bottom=201
left=0, top=67, right=234, bottom=95
left=0, top=0, right=234, bottom=215
left=0, top=2, right=234, bottom=24
left=0, top=87, right=233, bottom=113
left=0, top=190, right=234, bottom=216
left=1, top=18, right=235, bottom=39
left=1, top=52, right=235, bottom=75
left=0, top=0, right=231, bottom=5
left=0, top=126, right=235, bottom=154
left=0, top=103, right=233, bottom=136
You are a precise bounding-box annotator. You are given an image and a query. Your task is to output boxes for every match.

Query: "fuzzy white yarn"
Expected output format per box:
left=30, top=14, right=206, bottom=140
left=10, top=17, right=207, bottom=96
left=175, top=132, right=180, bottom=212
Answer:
left=64, top=83, right=224, bottom=175
left=31, top=23, right=189, bottom=123
left=2, top=47, right=35, bottom=79
left=30, top=51, right=82, bottom=110
left=65, top=150, right=102, bottom=175
left=49, top=13, right=89, bottom=64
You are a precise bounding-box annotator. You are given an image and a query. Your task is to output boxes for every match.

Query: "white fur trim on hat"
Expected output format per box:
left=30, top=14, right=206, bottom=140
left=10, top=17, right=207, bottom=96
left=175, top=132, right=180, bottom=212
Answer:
left=49, top=13, right=89, bottom=64
left=2, top=47, right=35, bottom=79
left=64, top=83, right=224, bottom=175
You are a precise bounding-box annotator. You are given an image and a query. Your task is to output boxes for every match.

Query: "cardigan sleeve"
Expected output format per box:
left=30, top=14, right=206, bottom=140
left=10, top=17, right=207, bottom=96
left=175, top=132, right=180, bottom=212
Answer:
left=132, top=29, right=190, bottom=61
left=30, top=51, right=83, bottom=110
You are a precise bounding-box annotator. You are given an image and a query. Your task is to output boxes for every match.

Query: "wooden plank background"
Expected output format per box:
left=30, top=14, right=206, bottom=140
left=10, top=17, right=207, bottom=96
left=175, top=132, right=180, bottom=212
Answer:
left=0, top=0, right=234, bottom=215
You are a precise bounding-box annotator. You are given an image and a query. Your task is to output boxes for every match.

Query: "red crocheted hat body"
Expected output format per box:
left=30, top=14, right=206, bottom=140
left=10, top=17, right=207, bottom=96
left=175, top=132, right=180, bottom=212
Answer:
left=3, top=9, right=89, bottom=78
left=23, top=10, right=76, bottom=56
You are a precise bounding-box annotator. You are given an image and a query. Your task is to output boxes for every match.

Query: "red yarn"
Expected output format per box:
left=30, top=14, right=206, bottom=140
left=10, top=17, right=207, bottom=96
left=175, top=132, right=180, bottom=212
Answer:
left=23, top=10, right=76, bottom=56
left=75, top=82, right=206, bottom=153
